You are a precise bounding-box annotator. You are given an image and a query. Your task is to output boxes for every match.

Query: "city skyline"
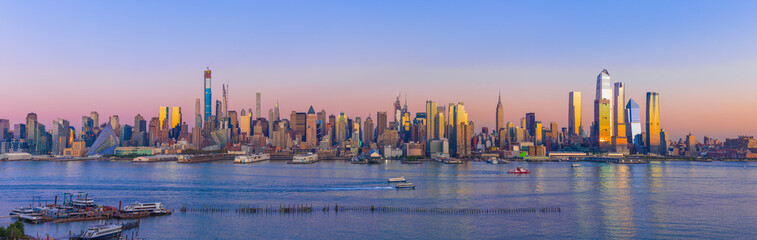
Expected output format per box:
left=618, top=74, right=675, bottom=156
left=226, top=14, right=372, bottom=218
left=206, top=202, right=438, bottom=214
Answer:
left=2, top=1, right=757, bottom=139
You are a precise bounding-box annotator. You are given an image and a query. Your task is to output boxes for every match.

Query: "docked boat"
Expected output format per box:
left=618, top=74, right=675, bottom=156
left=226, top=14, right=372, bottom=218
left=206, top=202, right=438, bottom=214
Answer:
left=9, top=207, right=35, bottom=216
left=289, top=153, right=318, bottom=164
left=443, top=159, right=463, bottom=164
left=486, top=157, right=498, bottom=164
left=571, top=164, right=581, bottom=167
left=72, top=224, right=123, bottom=240
left=234, top=153, right=270, bottom=164
left=507, top=167, right=530, bottom=174
left=72, top=194, right=95, bottom=208
left=122, top=202, right=171, bottom=215
left=395, top=183, right=416, bottom=189
left=387, top=177, right=407, bottom=183
left=18, top=213, right=46, bottom=224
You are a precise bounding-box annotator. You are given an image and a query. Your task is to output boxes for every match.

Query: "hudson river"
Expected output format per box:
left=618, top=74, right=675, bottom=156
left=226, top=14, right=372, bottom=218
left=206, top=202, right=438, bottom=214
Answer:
left=1, top=160, right=755, bottom=239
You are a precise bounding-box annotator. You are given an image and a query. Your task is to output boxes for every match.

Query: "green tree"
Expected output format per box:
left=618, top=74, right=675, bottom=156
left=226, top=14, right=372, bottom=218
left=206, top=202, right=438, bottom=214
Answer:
left=0, top=220, right=26, bottom=239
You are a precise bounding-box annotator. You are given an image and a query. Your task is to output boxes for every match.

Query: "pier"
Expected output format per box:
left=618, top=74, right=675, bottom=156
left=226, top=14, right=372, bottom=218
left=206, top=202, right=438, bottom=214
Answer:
left=180, top=204, right=561, bottom=215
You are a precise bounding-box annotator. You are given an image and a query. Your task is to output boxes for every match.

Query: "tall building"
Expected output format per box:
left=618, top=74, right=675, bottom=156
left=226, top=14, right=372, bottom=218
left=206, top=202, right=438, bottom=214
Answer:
left=525, top=113, right=535, bottom=137
left=646, top=92, right=661, bottom=155
left=89, top=111, right=99, bottom=130
left=596, top=69, right=613, bottom=136
left=686, top=133, right=696, bottom=156
left=171, top=107, right=182, bottom=129
left=52, top=118, right=70, bottom=155
left=376, top=112, right=387, bottom=142
left=306, top=106, right=317, bottom=147
left=594, top=99, right=612, bottom=150
left=612, top=82, right=628, bottom=153
left=195, top=99, right=202, bottom=129
left=256, top=92, right=261, bottom=119
left=495, top=91, right=504, bottom=133
left=204, top=69, right=212, bottom=122
left=425, top=101, right=437, bottom=142
left=568, top=91, right=582, bottom=136
left=626, top=99, right=643, bottom=150
left=159, top=106, right=169, bottom=130
left=364, top=115, right=374, bottom=146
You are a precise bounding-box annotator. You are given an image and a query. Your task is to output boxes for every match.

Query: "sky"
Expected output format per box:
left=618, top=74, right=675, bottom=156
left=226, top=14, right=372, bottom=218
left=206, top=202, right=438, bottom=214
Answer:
left=1, top=0, right=756, bottom=140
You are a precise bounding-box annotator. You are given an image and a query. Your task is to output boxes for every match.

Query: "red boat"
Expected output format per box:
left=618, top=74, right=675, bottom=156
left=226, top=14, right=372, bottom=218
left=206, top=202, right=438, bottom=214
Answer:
left=507, top=167, right=530, bottom=174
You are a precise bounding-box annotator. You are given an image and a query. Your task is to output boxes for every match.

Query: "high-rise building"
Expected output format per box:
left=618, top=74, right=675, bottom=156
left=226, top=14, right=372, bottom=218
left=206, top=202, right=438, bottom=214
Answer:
left=646, top=92, right=661, bottom=155
left=256, top=92, right=261, bottom=118
left=89, top=111, right=99, bottom=130
left=626, top=99, right=642, bottom=147
left=425, top=101, right=437, bottom=142
left=204, top=69, right=212, bottom=122
left=686, top=133, right=696, bottom=156
left=109, top=115, right=120, bottom=137
left=306, top=106, right=317, bottom=147
left=376, top=112, right=387, bottom=142
left=195, top=99, right=202, bottom=129
left=171, top=107, right=182, bottom=129
left=594, top=99, right=612, bottom=150
left=525, top=113, right=535, bottom=137
left=596, top=69, right=613, bottom=136
left=612, top=82, right=628, bottom=153
left=159, top=106, right=169, bottom=130
left=534, top=121, right=543, bottom=144
left=222, top=84, right=228, bottom=120
left=364, top=115, right=374, bottom=146
left=336, top=113, right=347, bottom=144
left=568, top=91, right=582, bottom=136
left=52, top=118, right=70, bottom=155
left=495, top=91, right=504, bottom=133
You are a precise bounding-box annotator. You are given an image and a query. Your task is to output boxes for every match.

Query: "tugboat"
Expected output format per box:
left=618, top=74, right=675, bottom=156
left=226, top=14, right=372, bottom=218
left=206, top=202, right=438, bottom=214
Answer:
left=395, top=183, right=416, bottom=189
left=507, top=167, right=530, bottom=174
left=387, top=177, right=407, bottom=183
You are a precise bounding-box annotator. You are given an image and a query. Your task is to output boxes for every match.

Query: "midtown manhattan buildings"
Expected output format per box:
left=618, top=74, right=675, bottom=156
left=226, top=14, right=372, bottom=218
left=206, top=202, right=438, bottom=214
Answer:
left=646, top=92, right=661, bottom=155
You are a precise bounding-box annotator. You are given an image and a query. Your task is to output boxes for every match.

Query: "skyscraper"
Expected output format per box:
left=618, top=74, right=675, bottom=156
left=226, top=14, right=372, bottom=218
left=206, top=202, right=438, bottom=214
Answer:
left=495, top=91, right=504, bottom=133
left=525, top=113, right=535, bottom=137
left=612, top=82, right=628, bottom=153
left=646, top=92, right=661, bottom=155
left=158, top=106, right=169, bottom=130
left=171, top=107, right=182, bottom=129
left=596, top=69, right=613, bottom=136
left=425, top=101, right=437, bottom=141
left=256, top=92, right=261, bottom=118
left=364, top=115, right=374, bottom=146
left=594, top=99, right=612, bottom=150
left=306, top=106, right=317, bottom=147
left=222, top=84, right=228, bottom=120
left=89, top=111, right=99, bottom=129
left=568, top=91, right=582, bottom=136
left=204, top=69, right=212, bottom=122
left=376, top=112, right=387, bottom=142
left=626, top=99, right=642, bottom=151
left=195, top=99, right=202, bottom=129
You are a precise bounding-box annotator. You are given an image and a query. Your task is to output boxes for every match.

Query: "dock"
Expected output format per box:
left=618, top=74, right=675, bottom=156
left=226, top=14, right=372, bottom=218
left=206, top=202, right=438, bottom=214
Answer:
left=177, top=154, right=234, bottom=163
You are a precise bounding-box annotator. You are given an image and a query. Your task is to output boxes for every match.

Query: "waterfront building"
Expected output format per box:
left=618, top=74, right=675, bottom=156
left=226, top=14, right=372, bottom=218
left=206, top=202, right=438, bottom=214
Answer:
left=646, top=92, right=661, bottom=155
left=568, top=91, right=582, bottom=136
left=86, top=124, right=119, bottom=156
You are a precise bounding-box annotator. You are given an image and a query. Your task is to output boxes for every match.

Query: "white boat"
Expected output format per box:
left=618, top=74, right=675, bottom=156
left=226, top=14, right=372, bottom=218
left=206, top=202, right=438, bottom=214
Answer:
left=487, top=158, right=498, bottom=164
left=571, top=164, right=581, bottom=167
left=9, top=207, right=35, bottom=216
left=72, top=196, right=95, bottom=208
left=18, top=213, right=46, bottom=224
left=291, top=153, right=318, bottom=164
left=122, top=201, right=170, bottom=215
left=234, top=153, right=270, bottom=164
left=78, top=224, right=123, bottom=240
left=395, top=183, right=416, bottom=189
left=388, top=177, right=407, bottom=183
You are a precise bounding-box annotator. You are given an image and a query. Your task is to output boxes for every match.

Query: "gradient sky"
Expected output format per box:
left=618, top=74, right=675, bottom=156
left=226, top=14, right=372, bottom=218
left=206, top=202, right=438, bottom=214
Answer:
left=1, top=0, right=756, bottom=140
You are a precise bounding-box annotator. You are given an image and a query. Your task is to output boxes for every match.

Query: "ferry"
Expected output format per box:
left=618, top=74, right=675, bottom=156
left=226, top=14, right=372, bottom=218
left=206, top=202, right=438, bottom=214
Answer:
left=571, top=164, right=581, bottom=167
left=72, top=194, right=95, bottom=208
left=290, top=153, right=318, bottom=164
left=18, top=213, right=46, bottom=224
left=122, top=202, right=171, bottom=215
left=395, top=183, right=416, bottom=189
left=234, top=153, right=270, bottom=164
left=9, top=207, right=35, bottom=216
left=387, top=177, right=407, bottom=183
left=507, top=167, right=530, bottom=174
left=72, top=224, right=123, bottom=240
left=487, top=157, right=508, bottom=164
left=443, top=159, right=463, bottom=164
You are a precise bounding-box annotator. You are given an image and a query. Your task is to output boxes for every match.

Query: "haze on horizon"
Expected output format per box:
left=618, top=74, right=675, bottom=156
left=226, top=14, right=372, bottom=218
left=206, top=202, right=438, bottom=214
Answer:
left=1, top=0, right=756, bottom=140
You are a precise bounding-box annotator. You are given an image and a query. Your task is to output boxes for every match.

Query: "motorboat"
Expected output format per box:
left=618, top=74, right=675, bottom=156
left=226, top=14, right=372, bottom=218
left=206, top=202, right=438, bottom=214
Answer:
left=122, top=202, right=171, bottom=215
left=387, top=177, right=407, bottom=183
left=75, top=224, right=123, bottom=240
left=9, top=207, right=35, bottom=216
left=395, top=183, right=416, bottom=189
left=234, top=153, right=270, bottom=164
left=507, top=167, right=530, bottom=174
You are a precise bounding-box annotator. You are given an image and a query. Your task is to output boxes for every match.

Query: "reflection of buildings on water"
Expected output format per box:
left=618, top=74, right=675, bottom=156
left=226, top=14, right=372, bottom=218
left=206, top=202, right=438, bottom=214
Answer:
left=599, top=164, right=636, bottom=239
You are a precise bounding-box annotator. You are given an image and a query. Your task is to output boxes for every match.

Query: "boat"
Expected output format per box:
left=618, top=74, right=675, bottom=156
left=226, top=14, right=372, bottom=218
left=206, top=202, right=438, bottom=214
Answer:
left=350, top=156, right=368, bottom=164
left=234, top=153, right=270, bottom=164
left=395, top=183, right=416, bottom=189
left=571, top=164, right=581, bottom=167
left=507, top=167, right=530, bottom=174
left=9, top=207, right=35, bottom=216
left=387, top=177, right=407, bottom=183
left=18, top=213, right=47, bottom=224
left=71, top=193, right=95, bottom=208
left=72, top=224, right=123, bottom=240
left=443, top=159, right=463, bottom=164
left=289, top=153, right=318, bottom=164
left=486, top=157, right=498, bottom=164
left=122, top=202, right=171, bottom=216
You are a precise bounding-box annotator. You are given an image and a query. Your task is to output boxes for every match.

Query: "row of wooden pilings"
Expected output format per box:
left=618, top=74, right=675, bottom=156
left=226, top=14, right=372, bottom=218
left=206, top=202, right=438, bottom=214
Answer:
left=180, top=204, right=561, bottom=215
